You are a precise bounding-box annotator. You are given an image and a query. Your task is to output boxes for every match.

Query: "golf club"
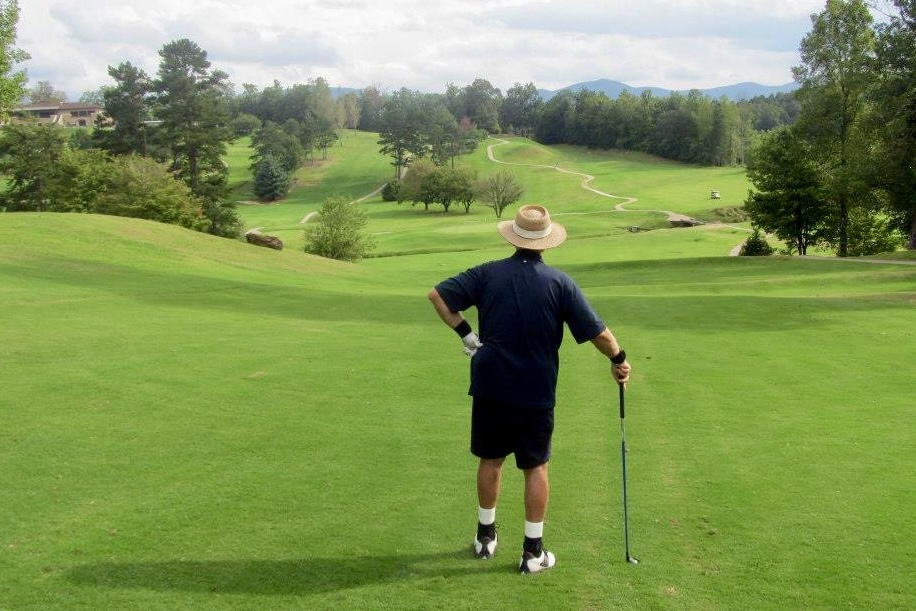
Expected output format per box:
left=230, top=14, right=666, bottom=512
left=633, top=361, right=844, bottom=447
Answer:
left=619, top=383, right=639, bottom=564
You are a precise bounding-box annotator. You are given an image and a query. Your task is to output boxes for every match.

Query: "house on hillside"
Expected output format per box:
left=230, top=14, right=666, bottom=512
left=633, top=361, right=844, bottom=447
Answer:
left=11, top=102, right=105, bottom=127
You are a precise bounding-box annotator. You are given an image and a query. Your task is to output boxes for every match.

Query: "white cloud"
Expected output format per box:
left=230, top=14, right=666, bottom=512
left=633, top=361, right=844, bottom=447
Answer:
left=19, top=0, right=829, bottom=99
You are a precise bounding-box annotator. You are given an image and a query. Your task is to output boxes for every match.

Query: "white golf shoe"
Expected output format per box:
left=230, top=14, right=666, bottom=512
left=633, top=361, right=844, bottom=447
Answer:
left=519, top=549, right=556, bottom=574
left=474, top=532, right=497, bottom=559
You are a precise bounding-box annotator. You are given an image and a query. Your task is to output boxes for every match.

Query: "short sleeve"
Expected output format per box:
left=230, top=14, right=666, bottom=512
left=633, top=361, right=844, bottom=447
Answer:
left=564, top=279, right=605, bottom=343
left=435, top=266, right=482, bottom=312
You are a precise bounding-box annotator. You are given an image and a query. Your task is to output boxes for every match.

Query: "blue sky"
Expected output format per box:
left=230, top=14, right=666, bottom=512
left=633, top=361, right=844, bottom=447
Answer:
left=19, top=0, right=835, bottom=99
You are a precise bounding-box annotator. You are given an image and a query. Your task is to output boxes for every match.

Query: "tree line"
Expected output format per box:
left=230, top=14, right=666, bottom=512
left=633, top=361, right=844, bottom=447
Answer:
left=745, top=0, right=916, bottom=255
left=213, top=76, right=800, bottom=209
left=360, top=82, right=800, bottom=171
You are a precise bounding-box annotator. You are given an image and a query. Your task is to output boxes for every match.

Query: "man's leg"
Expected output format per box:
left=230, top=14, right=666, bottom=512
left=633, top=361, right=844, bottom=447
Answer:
left=474, top=457, right=503, bottom=558
left=477, top=457, right=504, bottom=509
left=523, top=462, right=549, bottom=523
left=519, top=462, right=556, bottom=573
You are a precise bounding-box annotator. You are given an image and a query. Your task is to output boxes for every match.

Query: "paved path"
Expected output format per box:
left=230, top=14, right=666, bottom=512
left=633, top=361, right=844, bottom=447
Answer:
left=297, top=168, right=403, bottom=225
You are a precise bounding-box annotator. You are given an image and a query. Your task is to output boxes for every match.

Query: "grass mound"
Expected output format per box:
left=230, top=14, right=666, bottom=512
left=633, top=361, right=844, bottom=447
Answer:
left=2, top=139, right=915, bottom=610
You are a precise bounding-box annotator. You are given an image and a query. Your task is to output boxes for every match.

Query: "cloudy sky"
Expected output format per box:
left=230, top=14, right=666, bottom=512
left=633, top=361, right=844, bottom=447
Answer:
left=19, top=0, right=832, bottom=99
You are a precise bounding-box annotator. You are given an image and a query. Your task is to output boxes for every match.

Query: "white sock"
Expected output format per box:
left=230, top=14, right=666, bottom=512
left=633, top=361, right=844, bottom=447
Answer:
left=524, top=520, right=544, bottom=539
left=478, top=506, right=496, bottom=526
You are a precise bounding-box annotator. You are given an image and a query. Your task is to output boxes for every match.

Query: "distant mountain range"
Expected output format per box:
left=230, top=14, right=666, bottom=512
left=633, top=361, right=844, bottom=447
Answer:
left=327, top=79, right=799, bottom=101
left=537, top=79, right=799, bottom=101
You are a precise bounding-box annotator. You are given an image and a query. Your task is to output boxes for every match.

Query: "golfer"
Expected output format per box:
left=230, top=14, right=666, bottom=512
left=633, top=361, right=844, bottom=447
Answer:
left=428, top=204, right=631, bottom=574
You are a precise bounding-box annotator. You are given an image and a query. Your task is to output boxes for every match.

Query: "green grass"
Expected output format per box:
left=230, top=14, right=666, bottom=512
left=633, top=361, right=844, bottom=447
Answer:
left=464, top=137, right=751, bottom=217
left=235, top=134, right=751, bottom=259
left=228, top=130, right=392, bottom=249
left=2, top=136, right=915, bottom=610
left=230, top=135, right=752, bottom=257
left=225, top=136, right=254, bottom=193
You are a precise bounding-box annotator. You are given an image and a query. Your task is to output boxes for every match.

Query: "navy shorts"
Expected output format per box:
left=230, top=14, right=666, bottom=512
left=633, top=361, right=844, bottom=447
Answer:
left=471, top=396, right=554, bottom=470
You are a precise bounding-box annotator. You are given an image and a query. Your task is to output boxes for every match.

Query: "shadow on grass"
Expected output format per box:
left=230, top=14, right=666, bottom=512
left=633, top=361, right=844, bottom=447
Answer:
left=66, top=549, right=502, bottom=596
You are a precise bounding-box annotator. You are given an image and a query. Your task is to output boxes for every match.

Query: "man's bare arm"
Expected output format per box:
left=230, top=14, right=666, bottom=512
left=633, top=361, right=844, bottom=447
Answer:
left=428, top=288, right=482, bottom=357
left=428, top=287, right=465, bottom=329
left=591, top=327, right=631, bottom=385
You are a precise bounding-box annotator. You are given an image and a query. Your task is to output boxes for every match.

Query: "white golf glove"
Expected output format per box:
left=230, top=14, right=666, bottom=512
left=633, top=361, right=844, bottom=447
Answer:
left=461, top=331, right=483, bottom=357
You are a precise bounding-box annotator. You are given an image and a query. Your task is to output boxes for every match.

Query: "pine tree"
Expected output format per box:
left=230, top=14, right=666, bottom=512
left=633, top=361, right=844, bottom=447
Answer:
left=153, top=38, right=240, bottom=237
left=252, top=155, right=291, bottom=202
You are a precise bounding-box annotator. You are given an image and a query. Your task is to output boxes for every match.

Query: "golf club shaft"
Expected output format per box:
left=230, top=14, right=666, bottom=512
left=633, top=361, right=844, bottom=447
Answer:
left=619, top=382, right=626, bottom=419
left=619, top=384, right=633, bottom=561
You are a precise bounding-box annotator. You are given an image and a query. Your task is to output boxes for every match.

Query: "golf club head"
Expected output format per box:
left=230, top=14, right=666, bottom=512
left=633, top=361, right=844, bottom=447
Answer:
left=626, top=555, right=640, bottom=565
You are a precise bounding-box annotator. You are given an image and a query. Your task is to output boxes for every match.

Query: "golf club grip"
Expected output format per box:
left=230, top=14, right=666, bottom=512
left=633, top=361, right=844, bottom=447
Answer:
left=618, top=383, right=625, bottom=419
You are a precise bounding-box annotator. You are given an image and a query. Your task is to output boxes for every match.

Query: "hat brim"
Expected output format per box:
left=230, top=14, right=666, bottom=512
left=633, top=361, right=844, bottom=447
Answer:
left=498, top=219, right=567, bottom=250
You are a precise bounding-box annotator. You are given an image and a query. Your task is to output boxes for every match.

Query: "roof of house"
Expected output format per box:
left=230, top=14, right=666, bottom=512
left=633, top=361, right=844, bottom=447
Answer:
left=15, top=102, right=103, bottom=112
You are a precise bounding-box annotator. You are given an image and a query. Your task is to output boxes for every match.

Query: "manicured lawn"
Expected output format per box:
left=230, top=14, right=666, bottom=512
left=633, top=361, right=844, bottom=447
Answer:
left=1, top=135, right=914, bottom=610
left=234, top=134, right=750, bottom=259
left=228, top=130, right=391, bottom=247
left=225, top=136, right=254, bottom=193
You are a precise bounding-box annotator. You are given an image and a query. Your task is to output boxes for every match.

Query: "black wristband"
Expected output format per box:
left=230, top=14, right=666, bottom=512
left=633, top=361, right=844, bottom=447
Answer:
left=610, top=349, right=627, bottom=365
left=454, top=320, right=473, bottom=338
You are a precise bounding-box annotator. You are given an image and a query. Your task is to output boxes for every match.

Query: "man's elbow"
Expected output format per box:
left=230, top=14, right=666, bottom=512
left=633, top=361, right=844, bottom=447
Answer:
left=427, top=287, right=440, bottom=303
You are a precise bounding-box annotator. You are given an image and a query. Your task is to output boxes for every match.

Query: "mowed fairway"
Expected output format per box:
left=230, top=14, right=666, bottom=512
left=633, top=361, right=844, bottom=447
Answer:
left=229, top=130, right=393, bottom=248
left=1, top=136, right=915, bottom=611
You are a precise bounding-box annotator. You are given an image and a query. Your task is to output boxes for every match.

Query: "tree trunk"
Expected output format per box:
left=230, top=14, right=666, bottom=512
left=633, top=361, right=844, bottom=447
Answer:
left=910, top=215, right=916, bottom=250
left=838, top=201, right=848, bottom=257
left=189, top=148, right=199, bottom=194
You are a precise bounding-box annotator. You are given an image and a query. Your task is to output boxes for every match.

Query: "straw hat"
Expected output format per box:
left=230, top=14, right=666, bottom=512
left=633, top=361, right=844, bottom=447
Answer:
left=498, top=205, right=567, bottom=250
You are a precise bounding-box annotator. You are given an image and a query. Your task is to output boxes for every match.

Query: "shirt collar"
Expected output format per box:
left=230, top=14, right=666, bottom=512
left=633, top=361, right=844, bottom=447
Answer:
left=513, top=248, right=543, bottom=262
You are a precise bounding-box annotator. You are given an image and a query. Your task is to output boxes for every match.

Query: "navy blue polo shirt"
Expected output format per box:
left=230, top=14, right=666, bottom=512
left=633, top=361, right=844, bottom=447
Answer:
left=435, top=249, right=605, bottom=409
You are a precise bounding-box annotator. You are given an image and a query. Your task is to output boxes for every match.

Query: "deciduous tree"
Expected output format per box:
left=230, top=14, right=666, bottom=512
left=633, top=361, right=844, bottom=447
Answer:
left=0, top=0, right=28, bottom=120
left=378, top=88, right=426, bottom=178
left=96, top=155, right=205, bottom=229
left=745, top=126, right=829, bottom=255
left=250, top=121, right=304, bottom=173
left=357, top=85, right=385, bottom=132
left=336, top=92, right=361, bottom=129
left=871, top=0, right=916, bottom=248
left=27, top=80, right=67, bottom=103
left=398, top=158, right=436, bottom=210
left=304, top=196, right=374, bottom=261
left=422, top=165, right=476, bottom=213
left=59, top=148, right=111, bottom=213
left=477, top=170, right=524, bottom=219
left=454, top=166, right=477, bottom=213
left=230, top=112, right=261, bottom=137
left=419, top=97, right=460, bottom=167
left=535, top=90, right=573, bottom=145
left=793, top=0, right=876, bottom=256
left=0, top=123, right=69, bottom=211
left=462, top=78, right=502, bottom=134
left=500, top=82, right=543, bottom=137
left=78, top=88, right=106, bottom=106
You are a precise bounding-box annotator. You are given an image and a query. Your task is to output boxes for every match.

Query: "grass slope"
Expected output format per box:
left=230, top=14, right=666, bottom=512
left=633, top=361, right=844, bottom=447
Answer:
left=1, top=137, right=915, bottom=610
left=229, top=134, right=753, bottom=258
left=228, top=130, right=392, bottom=248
